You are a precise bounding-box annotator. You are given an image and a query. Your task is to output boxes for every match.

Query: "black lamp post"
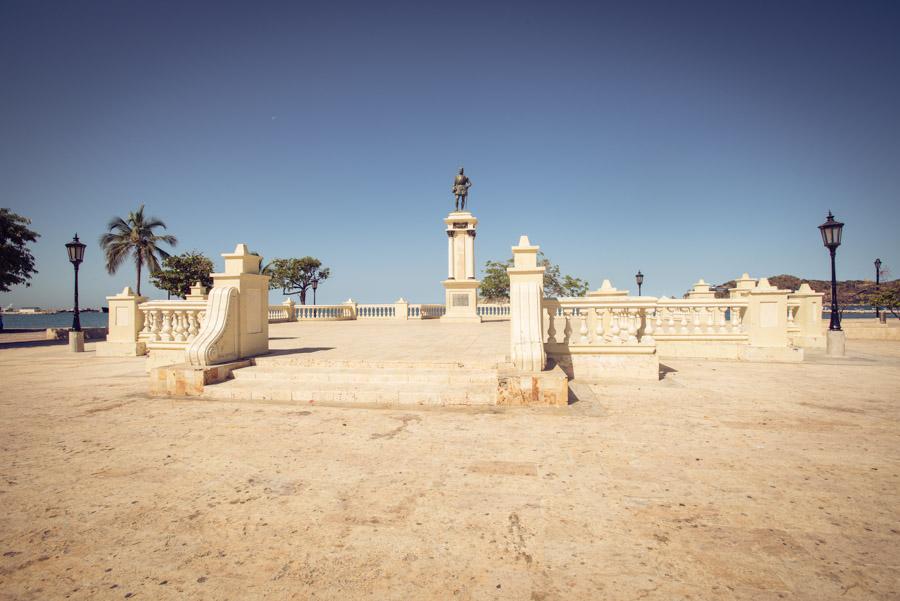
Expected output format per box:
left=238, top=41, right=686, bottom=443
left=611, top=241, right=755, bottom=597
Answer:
left=635, top=270, right=644, bottom=296
left=65, top=234, right=87, bottom=332
left=311, top=278, right=319, bottom=306
left=874, top=258, right=882, bottom=318
left=818, top=212, right=844, bottom=331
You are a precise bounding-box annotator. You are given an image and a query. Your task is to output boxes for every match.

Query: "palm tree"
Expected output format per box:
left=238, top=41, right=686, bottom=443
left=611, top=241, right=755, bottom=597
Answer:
left=99, top=205, right=177, bottom=295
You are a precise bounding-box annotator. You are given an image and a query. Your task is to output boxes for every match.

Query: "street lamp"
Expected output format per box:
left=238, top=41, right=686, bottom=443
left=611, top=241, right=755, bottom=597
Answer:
left=635, top=270, right=644, bottom=296
left=818, top=211, right=844, bottom=332
left=311, top=278, right=319, bottom=306
left=874, top=258, right=882, bottom=318
left=65, top=234, right=86, bottom=332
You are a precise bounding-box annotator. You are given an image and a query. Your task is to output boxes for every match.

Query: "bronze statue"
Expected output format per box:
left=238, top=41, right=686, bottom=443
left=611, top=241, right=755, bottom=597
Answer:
left=452, top=167, right=472, bottom=211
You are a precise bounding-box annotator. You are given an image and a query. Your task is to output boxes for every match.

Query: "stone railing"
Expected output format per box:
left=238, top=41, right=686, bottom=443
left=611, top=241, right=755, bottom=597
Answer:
left=268, top=304, right=293, bottom=323
left=266, top=301, right=447, bottom=322
left=543, top=297, right=657, bottom=347
left=295, top=304, right=355, bottom=320
left=408, top=304, right=446, bottom=319
left=652, top=299, right=747, bottom=337
left=478, top=304, right=510, bottom=320
left=539, top=296, right=659, bottom=380
left=357, top=304, right=396, bottom=319
left=139, top=299, right=208, bottom=346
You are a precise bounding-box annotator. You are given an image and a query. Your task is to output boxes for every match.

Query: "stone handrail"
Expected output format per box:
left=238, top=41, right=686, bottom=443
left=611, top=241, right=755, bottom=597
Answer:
left=478, top=304, right=510, bottom=320
left=296, top=304, right=355, bottom=320
left=268, top=305, right=292, bottom=323
left=543, top=297, right=658, bottom=348
left=357, top=304, right=396, bottom=319
left=652, top=298, right=747, bottom=338
left=408, top=304, right=446, bottom=319
left=139, top=299, right=208, bottom=346
left=187, top=287, right=239, bottom=366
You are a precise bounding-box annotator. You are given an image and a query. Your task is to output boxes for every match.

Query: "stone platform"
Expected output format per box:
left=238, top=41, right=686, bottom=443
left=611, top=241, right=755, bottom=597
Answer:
left=202, top=320, right=516, bottom=406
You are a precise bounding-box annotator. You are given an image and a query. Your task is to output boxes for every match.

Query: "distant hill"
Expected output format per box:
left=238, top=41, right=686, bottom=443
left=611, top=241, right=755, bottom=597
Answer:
left=713, top=275, right=899, bottom=306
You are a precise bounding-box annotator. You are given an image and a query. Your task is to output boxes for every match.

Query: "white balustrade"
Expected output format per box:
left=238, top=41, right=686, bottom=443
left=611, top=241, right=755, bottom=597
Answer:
left=139, top=300, right=207, bottom=348
left=542, top=298, right=656, bottom=349
left=268, top=305, right=292, bottom=323
left=357, top=304, right=396, bottom=319
left=653, top=300, right=747, bottom=339
left=295, top=304, right=355, bottom=320
left=477, top=304, right=511, bottom=320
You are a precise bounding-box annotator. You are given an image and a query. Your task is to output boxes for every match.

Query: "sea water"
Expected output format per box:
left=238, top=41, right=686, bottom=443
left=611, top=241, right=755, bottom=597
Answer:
left=1, top=312, right=109, bottom=329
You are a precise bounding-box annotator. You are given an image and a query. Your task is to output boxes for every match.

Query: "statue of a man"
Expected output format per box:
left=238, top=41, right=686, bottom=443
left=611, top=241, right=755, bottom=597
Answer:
left=452, top=167, right=472, bottom=211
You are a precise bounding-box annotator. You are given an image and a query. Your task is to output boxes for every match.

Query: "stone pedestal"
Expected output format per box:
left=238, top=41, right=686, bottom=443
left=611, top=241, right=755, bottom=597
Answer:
left=96, top=286, right=147, bottom=356
left=826, top=329, right=846, bottom=356
left=69, top=331, right=84, bottom=352
left=441, top=211, right=481, bottom=323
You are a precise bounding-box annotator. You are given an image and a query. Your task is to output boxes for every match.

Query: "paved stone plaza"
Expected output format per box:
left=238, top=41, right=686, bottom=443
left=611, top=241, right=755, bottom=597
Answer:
left=1, top=324, right=898, bottom=600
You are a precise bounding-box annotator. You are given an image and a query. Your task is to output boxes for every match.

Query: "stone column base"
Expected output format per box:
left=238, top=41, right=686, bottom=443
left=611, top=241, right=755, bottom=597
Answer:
left=826, top=330, right=846, bottom=356
left=441, top=279, right=481, bottom=323
left=68, top=331, right=84, bottom=352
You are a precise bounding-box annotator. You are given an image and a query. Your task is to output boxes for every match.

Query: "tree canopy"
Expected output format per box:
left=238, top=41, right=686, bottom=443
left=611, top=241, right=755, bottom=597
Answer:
left=480, top=252, right=589, bottom=301
left=264, top=257, right=331, bottom=305
left=99, top=204, right=177, bottom=295
left=0, top=208, right=39, bottom=294
left=149, top=251, right=214, bottom=299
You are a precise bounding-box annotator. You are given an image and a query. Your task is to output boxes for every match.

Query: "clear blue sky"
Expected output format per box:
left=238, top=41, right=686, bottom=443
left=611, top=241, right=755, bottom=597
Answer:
left=2, top=0, right=898, bottom=308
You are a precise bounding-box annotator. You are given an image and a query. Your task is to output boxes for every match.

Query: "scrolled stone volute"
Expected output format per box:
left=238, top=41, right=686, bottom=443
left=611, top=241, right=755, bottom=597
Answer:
left=187, top=286, right=239, bottom=366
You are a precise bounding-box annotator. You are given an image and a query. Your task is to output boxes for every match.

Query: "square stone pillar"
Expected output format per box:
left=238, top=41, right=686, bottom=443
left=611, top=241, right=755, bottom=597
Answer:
left=441, top=211, right=481, bottom=323
left=508, top=235, right=546, bottom=372
left=211, top=244, right=270, bottom=359
left=394, top=297, right=409, bottom=320
left=96, top=286, right=148, bottom=356
left=745, top=278, right=790, bottom=347
left=789, top=283, right=825, bottom=348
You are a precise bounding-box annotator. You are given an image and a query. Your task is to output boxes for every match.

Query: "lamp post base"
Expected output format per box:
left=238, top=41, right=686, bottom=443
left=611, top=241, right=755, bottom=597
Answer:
left=826, top=329, right=846, bottom=357
left=69, top=330, right=85, bottom=353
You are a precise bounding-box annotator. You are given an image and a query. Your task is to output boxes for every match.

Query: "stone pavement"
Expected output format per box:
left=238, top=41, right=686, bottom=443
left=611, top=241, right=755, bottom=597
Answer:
left=0, top=333, right=898, bottom=600
left=267, top=320, right=511, bottom=366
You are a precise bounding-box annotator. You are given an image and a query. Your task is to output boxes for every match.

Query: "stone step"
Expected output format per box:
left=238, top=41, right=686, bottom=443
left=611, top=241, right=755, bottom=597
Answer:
left=203, top=379, right=497, bottom=406
left=253, top=356, right=503, bottom=371
left=232, top=368, right=498, bottom=385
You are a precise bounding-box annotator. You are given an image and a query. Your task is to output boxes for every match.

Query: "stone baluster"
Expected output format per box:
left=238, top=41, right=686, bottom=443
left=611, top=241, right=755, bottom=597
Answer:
left=173, top=311, right=187, bottom=342
left=731, top=306, right=742, bottom=332
left=160, top=310, right=173, bottom=342
left=626, top=309, right=638, bottom=343
left=579, top=311, right=590, bottom=344
left=692, top=307, right=702, bottom=334
left=643, top=308, right=655, bottom=344
left=705, top=307, right=716, bottom=334
left=188, top=311, right=200, bottom=339
left=666, top=308, right=676, bottom=334
left=562, top=308, right=573, bottom=344
left=717, top=307, right=728, bottom=333
left=594, top=307, right=605, bottom=343
left=679, top=308, right=690, bottom=334
left=609, top=309, right=621, bottom=343
left=141, top=309, right=155, bottom=340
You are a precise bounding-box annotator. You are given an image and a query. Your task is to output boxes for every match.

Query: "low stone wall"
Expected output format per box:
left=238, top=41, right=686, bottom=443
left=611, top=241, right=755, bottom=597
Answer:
left=45, top=327, right=107, bottom=341
left=842, top=320, right=900, bottom=341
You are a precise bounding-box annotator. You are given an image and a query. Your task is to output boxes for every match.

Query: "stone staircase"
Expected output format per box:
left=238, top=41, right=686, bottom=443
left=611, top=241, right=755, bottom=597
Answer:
left=202, top=355, right=502, bottom=406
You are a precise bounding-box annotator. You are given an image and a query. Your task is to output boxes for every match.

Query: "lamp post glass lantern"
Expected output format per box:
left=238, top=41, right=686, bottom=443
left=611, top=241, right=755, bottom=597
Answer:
left=818, top=211, right=844, bottom=331
left=311, top=278, right=319, bottom=306
left=65, top=234, right=87, bottom=331
left=874, top=258, right=882, bottom=318
left=635, top=270, right=644, bottom=296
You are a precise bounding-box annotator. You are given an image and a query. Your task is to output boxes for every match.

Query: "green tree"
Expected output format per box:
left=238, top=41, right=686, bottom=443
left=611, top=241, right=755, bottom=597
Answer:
left=0, top=208, right=40, bottom=331
left=865, top=282, right=900, bottom=320
left=479, top=253, right=589, bottom=301
left=99, top=205, right=177, bottom=295
left=149, top=251, right=214, bottom=299
left=264, top=257, right=331, bottom=305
